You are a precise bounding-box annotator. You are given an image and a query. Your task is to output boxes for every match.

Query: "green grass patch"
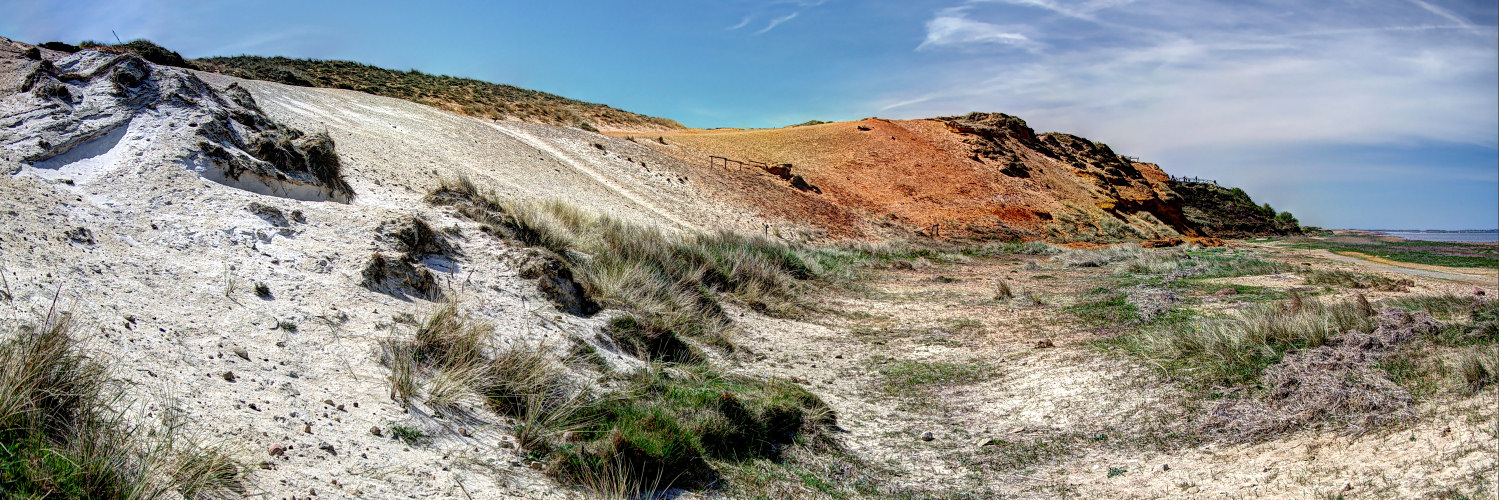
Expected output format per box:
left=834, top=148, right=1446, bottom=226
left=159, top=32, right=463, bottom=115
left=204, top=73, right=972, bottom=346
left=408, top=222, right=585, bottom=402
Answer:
left=1302, top=269, right=1412, bottom=292
left=548, top=365, right=833, bottom=488
left=1101, top=296, right=1377, bottom=386
left=1283, top=238, right=1498, bottom=268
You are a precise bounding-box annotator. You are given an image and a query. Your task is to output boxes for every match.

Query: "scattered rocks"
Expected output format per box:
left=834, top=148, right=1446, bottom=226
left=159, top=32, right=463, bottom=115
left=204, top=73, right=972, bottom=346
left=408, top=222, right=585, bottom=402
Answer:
left=1035, top=339, right=1055, bottom=348
left=268, top=443, right=286, bottom=457
left=318, top=441, right=336, bottom=455
left=221, top=371, right=236, bottom=382
left=65, top=227, right=93, bottom=245
left=370, top=426, right=383, bottom=437
left=232, top=346, right=250, bottom=360
left=920, top=431, right=935, bottom=441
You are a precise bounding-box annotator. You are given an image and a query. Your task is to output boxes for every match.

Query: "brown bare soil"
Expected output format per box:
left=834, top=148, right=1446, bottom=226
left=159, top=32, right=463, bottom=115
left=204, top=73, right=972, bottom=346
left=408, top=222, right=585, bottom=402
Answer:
left=610, top=116, right=1190, bottom=242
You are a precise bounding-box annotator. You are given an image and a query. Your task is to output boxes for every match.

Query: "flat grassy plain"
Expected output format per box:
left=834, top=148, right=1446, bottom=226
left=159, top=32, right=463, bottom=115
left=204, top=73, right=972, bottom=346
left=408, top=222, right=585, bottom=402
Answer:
left=1282, top=235, right=1498, bottom=268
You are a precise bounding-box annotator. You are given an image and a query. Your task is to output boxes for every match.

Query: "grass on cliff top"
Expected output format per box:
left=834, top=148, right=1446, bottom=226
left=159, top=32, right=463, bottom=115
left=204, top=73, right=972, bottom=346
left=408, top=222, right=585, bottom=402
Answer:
left=1281, top=237, right=1498, bottom=269
left=0, top=305, right=244, bottom=499
left=193, top=54, right=681, bottom=131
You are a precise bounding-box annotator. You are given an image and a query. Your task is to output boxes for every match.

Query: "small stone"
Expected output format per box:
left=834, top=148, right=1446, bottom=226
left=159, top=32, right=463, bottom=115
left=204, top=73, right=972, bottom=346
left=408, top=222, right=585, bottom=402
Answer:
left=1161, top=464, right=1171, bottom=471
left=247, top=403, right=259, bottom=411
left=920, top=431, right=935, bottom=441
left=232, top=346, right=249, bottom=360
left=222, top=371, right=236, bottom=382
left=268, top=444, right=286, bottom=456
left=976, top=438, right=998, bottom=447
left=303, top=422, right=313, bottom=434
left=324, top=399, right=335, bottom=407
left=318, top=441, right=336, bottom=455
left=336, top=404, right=346, bottom=412
left=1035, top=339, right=1055, bottom=348
left=459, top=427, right=472, bottom=437
left=370, top=426, right=383, bottom=437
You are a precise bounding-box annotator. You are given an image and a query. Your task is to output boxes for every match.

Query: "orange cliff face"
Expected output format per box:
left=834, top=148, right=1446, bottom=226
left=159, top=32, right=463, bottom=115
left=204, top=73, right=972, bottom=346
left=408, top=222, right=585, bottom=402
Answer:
left=609, top=112, right=1199, bottom=241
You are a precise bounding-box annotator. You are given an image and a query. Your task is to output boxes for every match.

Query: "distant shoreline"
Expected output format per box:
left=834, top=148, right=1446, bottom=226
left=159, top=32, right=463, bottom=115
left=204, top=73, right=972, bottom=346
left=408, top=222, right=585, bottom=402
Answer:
left=1337, top=229, right=1499, bottom=243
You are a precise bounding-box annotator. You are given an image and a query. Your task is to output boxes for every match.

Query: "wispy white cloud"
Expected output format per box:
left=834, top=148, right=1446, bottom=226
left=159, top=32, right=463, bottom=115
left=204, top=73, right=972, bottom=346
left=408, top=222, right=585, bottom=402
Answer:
left=1406, top=0, right=1479, bottom=34
left=918, top=15, right=1040, bottom=51
left=974, top=0, right=1137, bottom=23
left=894, top=1, right=1499, bottom=153
left=726, top=16, right=752, bottom=30
left=890, top=1, right=1498, bottom=227
left=754, top=12, right=800, bottom=35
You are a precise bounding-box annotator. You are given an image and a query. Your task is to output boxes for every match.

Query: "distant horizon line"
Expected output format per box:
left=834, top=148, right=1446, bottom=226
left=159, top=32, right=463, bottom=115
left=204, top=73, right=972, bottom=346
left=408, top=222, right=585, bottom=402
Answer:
left=1353, top=228, right=1499, bottom=232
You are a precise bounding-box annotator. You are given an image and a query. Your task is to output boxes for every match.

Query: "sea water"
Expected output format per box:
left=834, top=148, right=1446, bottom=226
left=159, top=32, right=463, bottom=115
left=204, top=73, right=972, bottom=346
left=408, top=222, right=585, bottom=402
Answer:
left=1374, top=231, right=1499, bottom=243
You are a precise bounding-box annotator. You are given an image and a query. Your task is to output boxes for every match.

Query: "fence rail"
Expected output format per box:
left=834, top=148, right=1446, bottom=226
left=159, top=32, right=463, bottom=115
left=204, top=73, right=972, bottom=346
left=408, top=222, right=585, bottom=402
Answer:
left=1169, top=175, right=1218, bottom=185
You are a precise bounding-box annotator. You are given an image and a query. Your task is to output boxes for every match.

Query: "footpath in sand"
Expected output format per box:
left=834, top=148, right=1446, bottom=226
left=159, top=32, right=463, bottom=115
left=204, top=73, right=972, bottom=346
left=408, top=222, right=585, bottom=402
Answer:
left=1318, top=249, right=1498, bottom=286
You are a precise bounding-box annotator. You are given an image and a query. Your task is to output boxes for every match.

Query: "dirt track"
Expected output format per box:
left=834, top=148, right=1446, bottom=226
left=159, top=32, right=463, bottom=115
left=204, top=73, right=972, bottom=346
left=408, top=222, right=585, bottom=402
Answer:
left=1319, top=250, right=1498, bottom=286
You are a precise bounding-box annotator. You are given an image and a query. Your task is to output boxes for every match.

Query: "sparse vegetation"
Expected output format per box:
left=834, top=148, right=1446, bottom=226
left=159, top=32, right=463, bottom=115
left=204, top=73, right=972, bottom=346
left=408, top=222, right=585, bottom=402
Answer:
left=253, top=282, right=271, bottom=298
left=193, top=55, right=682, bottom=130
left=1303, top=269, right=1412, bottom=292
left=389, top=425, right=429, bottom=446
left=993, top=280, right=1014, bottom=301
left=1112, top=296, right=1376, bottom=386
left=380, top=301, right=835, bottom=494
left=0, top=306, right=245, bottom=498
left=877, top=358, right=997, bottom=410
left=426, top=176, right=904, bottom=349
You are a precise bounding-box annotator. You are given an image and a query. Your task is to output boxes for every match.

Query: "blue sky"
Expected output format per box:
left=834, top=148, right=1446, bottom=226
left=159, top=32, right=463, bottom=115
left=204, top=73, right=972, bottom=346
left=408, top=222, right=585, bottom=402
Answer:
left=4, top=0, right=1496, bottom=230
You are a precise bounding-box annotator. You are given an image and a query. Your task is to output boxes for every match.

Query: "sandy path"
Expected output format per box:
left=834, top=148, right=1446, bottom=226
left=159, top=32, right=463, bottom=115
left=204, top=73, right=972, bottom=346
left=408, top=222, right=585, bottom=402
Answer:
left=1319, top=249, right=1497, bottom=286
left=484, top=121, right=693, bottom=230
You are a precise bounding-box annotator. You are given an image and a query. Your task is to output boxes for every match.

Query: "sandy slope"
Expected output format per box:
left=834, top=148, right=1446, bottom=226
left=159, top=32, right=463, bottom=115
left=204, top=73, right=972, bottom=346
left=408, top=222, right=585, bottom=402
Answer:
left=0, top=41, right=786, bottom=499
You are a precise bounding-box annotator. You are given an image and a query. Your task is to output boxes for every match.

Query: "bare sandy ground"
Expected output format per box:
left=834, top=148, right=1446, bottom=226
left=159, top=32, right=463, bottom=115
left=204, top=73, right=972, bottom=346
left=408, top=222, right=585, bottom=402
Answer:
left=724, top=249, right=1497, bottom=499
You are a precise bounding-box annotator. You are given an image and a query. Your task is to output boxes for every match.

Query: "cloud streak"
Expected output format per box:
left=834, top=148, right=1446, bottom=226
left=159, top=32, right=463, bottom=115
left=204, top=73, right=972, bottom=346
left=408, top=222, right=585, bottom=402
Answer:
left=918, top=14, right=1040, bottom=51
left=895, top=1, right=1498, bottom=153
left=755, top=12, right=800, bottom=35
